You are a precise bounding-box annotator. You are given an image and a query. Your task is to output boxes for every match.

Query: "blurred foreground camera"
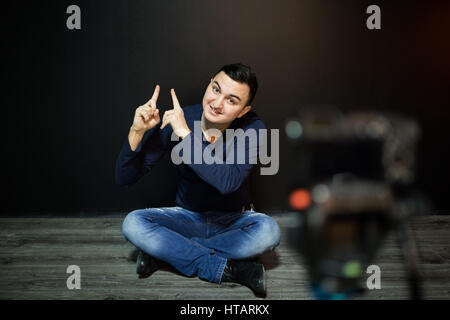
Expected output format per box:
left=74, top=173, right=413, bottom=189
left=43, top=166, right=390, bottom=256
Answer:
left=285, top=106, right=426, bottom=299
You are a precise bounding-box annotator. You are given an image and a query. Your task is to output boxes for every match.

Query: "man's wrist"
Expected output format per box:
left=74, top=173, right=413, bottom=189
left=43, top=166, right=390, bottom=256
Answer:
left=128, top=126, right=146, bottom=151
left=130, top=125, right=146, bottom=136
left=178, top=128, right=192, bottom=139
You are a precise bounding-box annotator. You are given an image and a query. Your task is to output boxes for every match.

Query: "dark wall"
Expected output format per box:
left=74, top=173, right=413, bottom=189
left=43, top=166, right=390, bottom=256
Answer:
left=3, top=0, right=449, bottom=215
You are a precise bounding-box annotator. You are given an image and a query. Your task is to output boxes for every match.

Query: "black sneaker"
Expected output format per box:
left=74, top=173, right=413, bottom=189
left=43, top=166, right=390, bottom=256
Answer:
left=221, top=259, right=267, bottom=297
left=136, top=250, right=160, bottom=278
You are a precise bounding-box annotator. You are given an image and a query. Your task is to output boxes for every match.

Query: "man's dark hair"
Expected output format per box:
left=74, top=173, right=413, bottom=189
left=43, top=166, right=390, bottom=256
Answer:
left=216, top=63, right=258, bottom=106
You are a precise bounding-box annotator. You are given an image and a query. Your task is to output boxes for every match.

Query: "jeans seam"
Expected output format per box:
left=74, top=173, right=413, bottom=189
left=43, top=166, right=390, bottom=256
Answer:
left=215, top=257, right=227, bottom=284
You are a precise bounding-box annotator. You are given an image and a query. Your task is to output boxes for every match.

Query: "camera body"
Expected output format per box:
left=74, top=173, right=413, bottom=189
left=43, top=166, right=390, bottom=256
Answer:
left=288, top=176, right=392, bottom=298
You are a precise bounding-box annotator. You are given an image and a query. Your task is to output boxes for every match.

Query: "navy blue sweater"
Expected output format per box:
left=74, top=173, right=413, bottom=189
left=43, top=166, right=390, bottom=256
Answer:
left=115, top=104, right=266, bottom=212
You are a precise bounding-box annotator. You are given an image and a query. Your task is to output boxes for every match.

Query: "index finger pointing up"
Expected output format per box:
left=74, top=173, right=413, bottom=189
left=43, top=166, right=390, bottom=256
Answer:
left=171, top=88, right=181, bottom=110
left=146, top=84, right=160, bottom=105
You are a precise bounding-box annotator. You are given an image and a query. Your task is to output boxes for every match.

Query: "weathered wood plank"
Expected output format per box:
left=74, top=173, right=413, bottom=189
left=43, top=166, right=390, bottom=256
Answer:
left=0, top=214, right=449, bottom=300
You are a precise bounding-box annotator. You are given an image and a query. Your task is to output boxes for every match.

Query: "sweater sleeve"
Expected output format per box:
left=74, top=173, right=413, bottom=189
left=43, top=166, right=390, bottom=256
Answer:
left=178, top=119, right=266, bottom=195
left=115, top=125, right=174, bottom=187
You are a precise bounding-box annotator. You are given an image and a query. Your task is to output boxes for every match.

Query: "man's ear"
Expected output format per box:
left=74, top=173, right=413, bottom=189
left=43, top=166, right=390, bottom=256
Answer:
left=237, top=105, right=252, bottom=118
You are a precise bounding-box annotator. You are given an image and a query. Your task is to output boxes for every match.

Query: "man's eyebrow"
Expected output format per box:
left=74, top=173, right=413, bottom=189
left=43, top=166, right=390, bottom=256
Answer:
left=213, top=81, right=242, bottom=101
left=229, top=94, right=242, bottom=101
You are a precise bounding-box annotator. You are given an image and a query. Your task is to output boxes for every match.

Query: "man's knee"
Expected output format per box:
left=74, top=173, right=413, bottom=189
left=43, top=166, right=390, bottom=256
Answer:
left=245, top=214, right=281, bottom=254
left=122, top=209, right=146, bottom=240
left=258, top=215, right=281, bottom=250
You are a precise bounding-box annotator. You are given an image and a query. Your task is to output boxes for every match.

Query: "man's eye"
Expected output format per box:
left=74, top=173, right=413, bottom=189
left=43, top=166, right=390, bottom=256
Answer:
left=213, top=87, right=220, bottom=93
left=228, top=98, right=236, bottom=104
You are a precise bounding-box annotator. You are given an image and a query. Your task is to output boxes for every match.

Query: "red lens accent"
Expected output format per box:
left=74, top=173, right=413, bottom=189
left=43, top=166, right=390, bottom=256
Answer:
left=289, top=189, right=311, bottom=210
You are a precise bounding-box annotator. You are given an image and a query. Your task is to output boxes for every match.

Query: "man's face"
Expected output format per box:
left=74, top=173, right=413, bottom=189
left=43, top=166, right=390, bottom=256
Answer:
left=202, top=71, right=252, bottom=126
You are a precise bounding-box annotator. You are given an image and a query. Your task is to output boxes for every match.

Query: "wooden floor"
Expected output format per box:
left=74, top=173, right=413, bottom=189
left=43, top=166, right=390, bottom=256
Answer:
left=0, top=214, right=449, bottom=300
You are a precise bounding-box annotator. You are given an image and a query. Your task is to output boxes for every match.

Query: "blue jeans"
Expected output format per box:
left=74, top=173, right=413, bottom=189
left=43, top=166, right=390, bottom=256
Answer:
left=122, top=206, right=281, bottom=284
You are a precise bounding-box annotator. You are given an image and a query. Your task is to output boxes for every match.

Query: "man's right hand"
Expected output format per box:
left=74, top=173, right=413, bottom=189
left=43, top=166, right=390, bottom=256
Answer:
left=131, top=85, right=161, bottom=134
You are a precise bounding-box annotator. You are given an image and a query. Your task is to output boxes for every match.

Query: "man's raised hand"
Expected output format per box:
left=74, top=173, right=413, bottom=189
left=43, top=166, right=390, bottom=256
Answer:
left=131, top=85, right=161, bottom=134
left=160, top=89, right=191, bottom=139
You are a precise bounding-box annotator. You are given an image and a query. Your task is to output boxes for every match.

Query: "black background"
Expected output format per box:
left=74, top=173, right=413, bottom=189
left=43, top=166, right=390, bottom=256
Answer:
left=3, top=0, right=449, bottom=215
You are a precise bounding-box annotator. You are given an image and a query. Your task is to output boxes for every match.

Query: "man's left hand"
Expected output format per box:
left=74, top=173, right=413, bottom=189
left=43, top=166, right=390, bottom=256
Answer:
left=160, top=89, right=192, bottom=139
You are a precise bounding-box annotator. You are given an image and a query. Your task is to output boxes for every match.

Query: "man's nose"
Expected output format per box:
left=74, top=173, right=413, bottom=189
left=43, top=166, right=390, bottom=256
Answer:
left=215, top=96, right=225, bottom=111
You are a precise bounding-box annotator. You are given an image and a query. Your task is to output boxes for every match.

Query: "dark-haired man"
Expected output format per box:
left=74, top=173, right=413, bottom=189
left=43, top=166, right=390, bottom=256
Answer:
left=116, top=63, right=280, bottom=296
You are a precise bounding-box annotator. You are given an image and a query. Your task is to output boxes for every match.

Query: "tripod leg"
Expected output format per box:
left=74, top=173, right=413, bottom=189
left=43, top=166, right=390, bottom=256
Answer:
left=396, top=220, right=422, bottom=300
